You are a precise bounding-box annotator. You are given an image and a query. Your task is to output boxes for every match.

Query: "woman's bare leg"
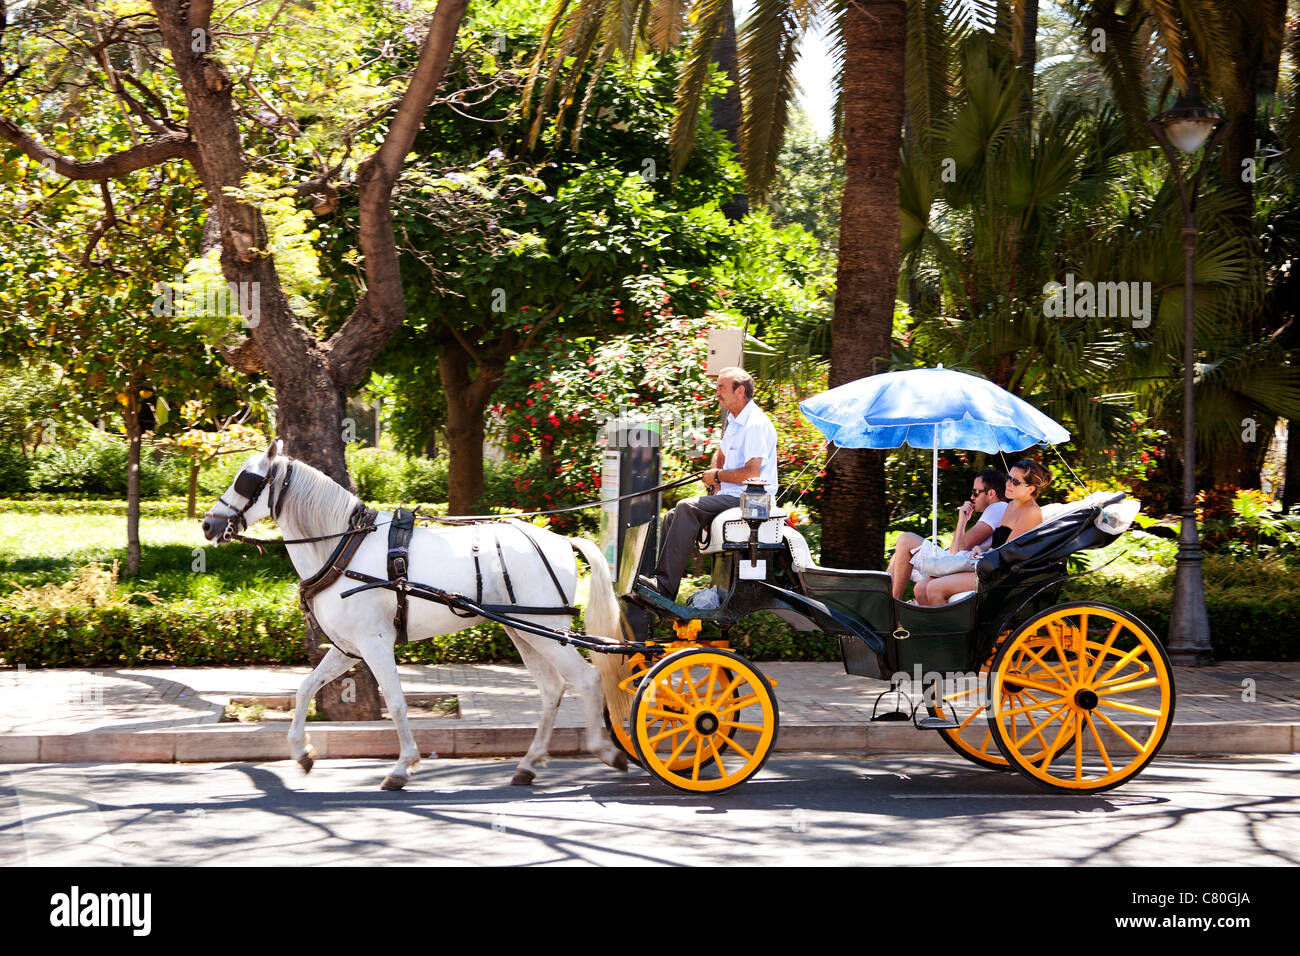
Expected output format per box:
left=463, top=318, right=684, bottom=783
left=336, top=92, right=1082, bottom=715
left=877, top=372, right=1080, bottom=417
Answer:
left=889, top=532, right=923, bottom=600
left=924, top=571, right=978, bottom=605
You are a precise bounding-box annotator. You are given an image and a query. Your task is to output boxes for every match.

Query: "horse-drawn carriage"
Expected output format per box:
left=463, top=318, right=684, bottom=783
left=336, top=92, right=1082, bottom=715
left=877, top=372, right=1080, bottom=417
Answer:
left=608, top=489, right=1174, bottom=795
left=201, top=367, right=1175, bottom=795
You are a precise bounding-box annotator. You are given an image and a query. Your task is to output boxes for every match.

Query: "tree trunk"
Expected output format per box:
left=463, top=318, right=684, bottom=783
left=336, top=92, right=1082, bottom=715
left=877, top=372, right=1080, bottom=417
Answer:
left=187, top=460, right=199, bottom=520
left=275, top=371, right=353, bottom=489
left=714, top=5, right=749, bottom=221
left=820, top=0, right=906, bottom=570
left=125, top=391, right=143, bottom=578
left=1017, top=0, right=1039, bottom=122
left=1284, top=420, right=1300, bottom=511
left=439, top=338, right=503, bottom=515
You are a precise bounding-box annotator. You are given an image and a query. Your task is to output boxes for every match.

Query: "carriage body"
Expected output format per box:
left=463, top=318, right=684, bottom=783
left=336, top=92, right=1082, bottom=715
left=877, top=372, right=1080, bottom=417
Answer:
left=618, top=491, right=1176, bottom=794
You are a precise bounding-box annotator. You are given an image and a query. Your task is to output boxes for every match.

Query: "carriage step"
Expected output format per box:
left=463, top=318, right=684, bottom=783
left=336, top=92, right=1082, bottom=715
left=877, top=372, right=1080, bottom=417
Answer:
left=914, top=716, right=961, bottom=730
left=869, top=711, right=910, bottom=722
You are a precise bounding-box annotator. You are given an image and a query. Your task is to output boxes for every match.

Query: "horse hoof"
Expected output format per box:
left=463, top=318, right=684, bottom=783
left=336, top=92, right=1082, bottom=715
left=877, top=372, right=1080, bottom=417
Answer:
left=511, top=769, right=535, bottom=787
left=380, top=775, right=407, bottom=791
left=297, top=746, right=317, bottom=775
left=612, top=751, right=629, bottom=773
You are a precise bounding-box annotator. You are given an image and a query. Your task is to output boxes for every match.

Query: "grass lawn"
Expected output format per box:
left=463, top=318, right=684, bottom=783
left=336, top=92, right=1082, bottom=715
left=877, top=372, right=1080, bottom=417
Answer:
left=0, top=511, right=299, bottom=605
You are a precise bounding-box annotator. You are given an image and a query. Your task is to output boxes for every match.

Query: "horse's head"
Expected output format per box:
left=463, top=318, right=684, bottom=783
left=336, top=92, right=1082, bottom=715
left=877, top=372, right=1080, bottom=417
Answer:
left=201, top=439, right=291, bottom=543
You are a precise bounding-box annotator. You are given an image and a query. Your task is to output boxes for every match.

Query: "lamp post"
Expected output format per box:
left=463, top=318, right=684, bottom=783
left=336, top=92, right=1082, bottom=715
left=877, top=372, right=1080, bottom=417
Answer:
left=1147, top=93, right=1226, bottom=666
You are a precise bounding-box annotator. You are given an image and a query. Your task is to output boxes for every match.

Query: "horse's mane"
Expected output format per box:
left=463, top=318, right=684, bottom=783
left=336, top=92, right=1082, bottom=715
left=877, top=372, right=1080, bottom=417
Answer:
left=283, top=457, right=361, bottom=535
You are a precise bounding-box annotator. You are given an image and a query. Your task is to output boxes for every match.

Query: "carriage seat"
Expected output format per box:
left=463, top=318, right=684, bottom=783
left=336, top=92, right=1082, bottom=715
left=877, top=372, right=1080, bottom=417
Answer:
left=697, top=506, right=788, bottom=555
left=939, top=491, right=1139, bottom=603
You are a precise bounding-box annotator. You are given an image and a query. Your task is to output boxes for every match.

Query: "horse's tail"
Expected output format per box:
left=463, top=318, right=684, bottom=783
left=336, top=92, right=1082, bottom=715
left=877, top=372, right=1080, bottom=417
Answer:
left=569, top=536, right=633, bottom=730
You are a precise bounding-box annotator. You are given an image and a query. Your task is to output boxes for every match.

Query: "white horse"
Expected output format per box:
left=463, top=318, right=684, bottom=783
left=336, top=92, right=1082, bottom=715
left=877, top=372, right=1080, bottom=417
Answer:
left=201, top=440, right=629, bottom=790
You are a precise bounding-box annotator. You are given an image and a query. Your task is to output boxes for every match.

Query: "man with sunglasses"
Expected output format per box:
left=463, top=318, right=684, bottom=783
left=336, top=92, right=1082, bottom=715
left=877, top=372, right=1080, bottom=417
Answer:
left=886, top=468, right=1008, bottom=600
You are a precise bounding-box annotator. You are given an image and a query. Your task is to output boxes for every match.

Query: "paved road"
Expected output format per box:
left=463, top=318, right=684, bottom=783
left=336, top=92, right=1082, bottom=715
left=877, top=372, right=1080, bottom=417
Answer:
left=3, top=753, right=1298, bottom=867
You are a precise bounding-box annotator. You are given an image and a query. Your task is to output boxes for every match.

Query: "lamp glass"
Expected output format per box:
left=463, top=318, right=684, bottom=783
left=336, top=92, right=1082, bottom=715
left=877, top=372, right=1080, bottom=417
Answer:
left=1164, top=117, right=1217, bottom=153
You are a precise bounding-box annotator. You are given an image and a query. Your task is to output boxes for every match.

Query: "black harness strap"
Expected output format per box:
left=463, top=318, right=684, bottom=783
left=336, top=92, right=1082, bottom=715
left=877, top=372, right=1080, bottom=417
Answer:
left=510, top=521, right=570, bottom=610
left=387, top=507, right=416, bottom=646
left=494, top=530, right=518, bottom=605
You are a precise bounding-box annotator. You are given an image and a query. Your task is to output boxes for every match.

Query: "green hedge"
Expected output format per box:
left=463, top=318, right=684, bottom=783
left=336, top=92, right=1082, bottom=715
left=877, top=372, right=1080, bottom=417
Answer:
left=2, top=582, right=1293, bottom=667
left=0, top=598, right=522, bottom=667
left=1060, top=581, right=1300, bottom=660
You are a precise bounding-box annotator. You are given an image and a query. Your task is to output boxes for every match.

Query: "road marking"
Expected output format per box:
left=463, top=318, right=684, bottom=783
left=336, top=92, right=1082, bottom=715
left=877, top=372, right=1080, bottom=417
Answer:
left=12, top=770, right=123, bottom=866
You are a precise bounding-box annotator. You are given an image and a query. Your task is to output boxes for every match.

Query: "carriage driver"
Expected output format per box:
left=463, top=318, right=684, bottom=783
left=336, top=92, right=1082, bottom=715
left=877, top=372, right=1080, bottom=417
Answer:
left=638, top=367, right=778, bottom=602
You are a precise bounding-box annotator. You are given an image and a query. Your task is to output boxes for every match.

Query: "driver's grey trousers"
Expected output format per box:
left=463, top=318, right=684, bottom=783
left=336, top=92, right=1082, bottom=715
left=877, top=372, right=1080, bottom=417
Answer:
left=651, top=493, right=740, bottom=600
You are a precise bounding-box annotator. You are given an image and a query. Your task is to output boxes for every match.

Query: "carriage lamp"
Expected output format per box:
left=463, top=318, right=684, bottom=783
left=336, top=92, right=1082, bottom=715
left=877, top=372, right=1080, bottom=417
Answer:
left=1148, top=90, right=1226, bottom=666
left=740, top=479, right=772, bottom=519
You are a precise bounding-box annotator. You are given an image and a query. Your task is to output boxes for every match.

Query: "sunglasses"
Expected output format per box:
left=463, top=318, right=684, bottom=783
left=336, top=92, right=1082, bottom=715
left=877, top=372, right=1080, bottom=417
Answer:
left=970, top=488, right=990, bottom=498
left=1007, top=475, right=1037, bottom=488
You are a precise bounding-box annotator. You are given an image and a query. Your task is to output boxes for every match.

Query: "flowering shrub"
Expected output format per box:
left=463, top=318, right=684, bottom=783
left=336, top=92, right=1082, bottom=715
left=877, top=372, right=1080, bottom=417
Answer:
left=489, top=311, right=720, bottom=533
left=767, top=380, right=831, bottom=519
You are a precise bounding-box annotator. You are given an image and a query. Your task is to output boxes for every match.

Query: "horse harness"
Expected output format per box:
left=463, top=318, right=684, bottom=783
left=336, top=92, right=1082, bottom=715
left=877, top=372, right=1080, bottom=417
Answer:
left=295, top=508, right=579, bottom=647
left=217, top=460, right=295, bottom=539
left=220, top=462, right=580, bottom=647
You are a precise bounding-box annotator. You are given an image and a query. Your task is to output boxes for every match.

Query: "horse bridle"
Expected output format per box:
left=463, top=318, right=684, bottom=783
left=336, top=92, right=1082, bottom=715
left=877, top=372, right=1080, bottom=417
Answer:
left=213, top=460, right=294, bottom=541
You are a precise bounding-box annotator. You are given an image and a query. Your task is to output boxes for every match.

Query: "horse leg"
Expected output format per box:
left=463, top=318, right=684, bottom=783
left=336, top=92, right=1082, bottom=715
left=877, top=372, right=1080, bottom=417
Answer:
left=504, top=629, right=566, bottom=786
left=538, top=638, right=627, bottom=773
left=288, top=646, right=359, bottom=774
left=353, top=637, right=422, bottom=790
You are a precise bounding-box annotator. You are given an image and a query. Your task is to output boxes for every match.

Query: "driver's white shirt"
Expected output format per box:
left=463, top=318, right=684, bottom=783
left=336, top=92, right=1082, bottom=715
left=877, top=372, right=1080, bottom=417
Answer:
left=718, top=400, right=778, bottom=496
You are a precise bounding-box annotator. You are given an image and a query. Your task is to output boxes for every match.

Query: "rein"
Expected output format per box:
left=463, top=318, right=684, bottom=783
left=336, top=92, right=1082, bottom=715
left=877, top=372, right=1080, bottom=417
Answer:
left=228, top=470, right=705, bottom=549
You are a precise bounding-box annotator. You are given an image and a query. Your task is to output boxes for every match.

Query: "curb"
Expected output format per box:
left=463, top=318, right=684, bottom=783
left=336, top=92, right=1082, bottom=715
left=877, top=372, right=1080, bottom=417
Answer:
left=1, top=721, right=1297, bottom=764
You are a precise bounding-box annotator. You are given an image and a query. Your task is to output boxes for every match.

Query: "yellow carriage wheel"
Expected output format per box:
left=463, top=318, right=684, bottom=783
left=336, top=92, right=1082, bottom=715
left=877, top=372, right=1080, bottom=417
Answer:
left=987, top=602, right=1175, bottom=793
left=631, top=648, right=779, bottom=794
left=609, top=662, right=741, bottom=771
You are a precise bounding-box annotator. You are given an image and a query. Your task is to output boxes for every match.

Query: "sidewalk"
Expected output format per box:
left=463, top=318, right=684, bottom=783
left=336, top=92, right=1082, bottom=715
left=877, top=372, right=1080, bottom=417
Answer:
left=0, top=660, right=1297, bottom=763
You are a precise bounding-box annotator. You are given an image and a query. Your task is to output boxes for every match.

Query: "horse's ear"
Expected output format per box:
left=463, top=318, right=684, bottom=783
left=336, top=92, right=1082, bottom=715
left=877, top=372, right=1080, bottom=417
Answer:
left=268, top=438, right=282, bottom=462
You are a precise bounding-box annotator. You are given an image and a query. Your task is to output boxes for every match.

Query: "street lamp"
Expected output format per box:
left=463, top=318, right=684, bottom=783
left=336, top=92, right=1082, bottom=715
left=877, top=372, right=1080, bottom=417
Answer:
left=1146, top=92, right=1226, bottom=667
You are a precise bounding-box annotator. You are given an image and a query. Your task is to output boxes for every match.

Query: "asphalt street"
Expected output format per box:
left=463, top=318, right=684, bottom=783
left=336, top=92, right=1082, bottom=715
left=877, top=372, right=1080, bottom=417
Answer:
left=3, top=753, right=1297, bottom=867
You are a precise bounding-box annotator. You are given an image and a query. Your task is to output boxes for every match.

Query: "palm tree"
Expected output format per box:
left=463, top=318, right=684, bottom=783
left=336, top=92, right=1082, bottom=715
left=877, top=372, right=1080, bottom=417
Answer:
left=521, top=0, right=1012, bottom=567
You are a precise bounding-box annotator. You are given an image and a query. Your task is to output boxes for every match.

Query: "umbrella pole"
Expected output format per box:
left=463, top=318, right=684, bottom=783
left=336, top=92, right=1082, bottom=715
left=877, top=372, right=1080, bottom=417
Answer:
left=932, top=433, right=939, bottom=547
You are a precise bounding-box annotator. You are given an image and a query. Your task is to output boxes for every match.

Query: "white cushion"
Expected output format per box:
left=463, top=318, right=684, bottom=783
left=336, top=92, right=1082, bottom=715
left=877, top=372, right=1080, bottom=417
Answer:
left=946, top=590, right=977, bottom=603
left=698, top=506, right=788, bottom=555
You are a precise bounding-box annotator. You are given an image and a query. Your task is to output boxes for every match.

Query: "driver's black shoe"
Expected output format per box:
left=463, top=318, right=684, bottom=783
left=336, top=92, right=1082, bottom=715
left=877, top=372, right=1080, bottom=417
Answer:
left=637, top=574, right=668, bottom=596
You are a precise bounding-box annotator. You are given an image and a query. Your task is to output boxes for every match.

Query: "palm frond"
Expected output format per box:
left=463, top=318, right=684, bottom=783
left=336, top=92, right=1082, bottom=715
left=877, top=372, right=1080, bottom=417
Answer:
left=667, top=0, right=730, bottom=179
left=734, top=0, right=812, bottom=201
left=649, top=0, right=691, bottom=52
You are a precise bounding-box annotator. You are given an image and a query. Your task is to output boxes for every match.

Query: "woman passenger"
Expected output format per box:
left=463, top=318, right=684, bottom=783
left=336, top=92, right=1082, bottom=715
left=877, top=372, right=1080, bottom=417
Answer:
left=917, top=460, right=1052, bottom=606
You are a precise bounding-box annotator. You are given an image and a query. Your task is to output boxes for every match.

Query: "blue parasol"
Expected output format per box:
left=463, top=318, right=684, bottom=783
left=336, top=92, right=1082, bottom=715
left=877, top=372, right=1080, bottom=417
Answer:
left=799, top=366, right=1070, bottom=543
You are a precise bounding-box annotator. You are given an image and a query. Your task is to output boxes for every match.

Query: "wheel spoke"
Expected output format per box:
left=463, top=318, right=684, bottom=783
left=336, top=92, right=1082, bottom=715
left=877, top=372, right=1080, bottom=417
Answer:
left=647, top=723, right=691, bottom=745
left=955, top=702, right=987, bottom=732
left=1093, top=708, right=1148, bottom=753
left=1010, top=702, right=1070, bottom=750
left=699, top=665, right=720, bottom=708
left=1083, top=622, right=1125, bottom=683
left=1096, top=676, right=1160, bottom=696
left=1085, top=713, right=1114, bottom=773
left=651, top=682, right=691, bottom=710
left=645, top=705, right=689, bottom=721
left=666, top=728, right=693, bottom=765
left=1074, top=713, right=1084, bottom=781
left=1095, top=699, right=1163, bottom=718
left=691, top=736, right=704, bottom=781
left=1050, top=628, right=1074, bottom=685
left=717, top=733, right=753, bottom=761
left=998, top=672, right=1064, bottom=696
left=1000, top=693, right=1069, bottom=719
left=720, top=720, right=764, bottom=732
left=1097, top=643, right=1149, bottom=685
left=1021, top=643, right=1071, bottom=687
left=716, top=692, right=760, bottom=717
left=707, top=737, right=728, bottom=777
left=1038, top=713, right=1077, bottom=771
